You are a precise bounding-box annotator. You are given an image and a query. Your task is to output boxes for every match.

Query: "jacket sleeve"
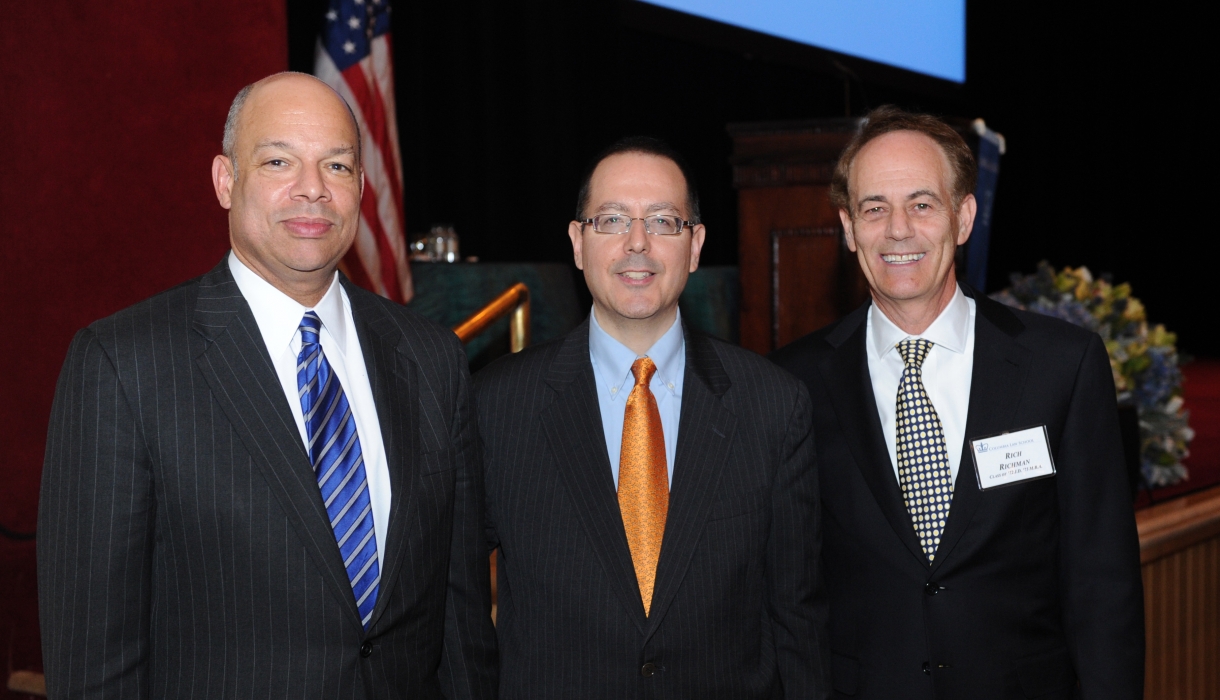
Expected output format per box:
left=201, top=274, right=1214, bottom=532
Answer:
left=767, top=382, right=832, bottom=699
left=1057, top=333, right=1145, bottom=698
left=38, top=328, right=155, bottom=699
left=436, top=344, right=499, bottom=700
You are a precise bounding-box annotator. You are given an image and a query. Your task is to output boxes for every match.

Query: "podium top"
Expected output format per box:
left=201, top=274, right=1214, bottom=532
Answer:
left=727, top=116, right=982, bottom=169
left=726, top=117, right=864, bottom=138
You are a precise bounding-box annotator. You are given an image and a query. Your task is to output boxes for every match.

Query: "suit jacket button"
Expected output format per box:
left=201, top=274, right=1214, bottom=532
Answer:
left=922, top=661, right=931, bottom=675
left=360, top=642, right=373, bottom=658
left=640, top=662, right=657, bottom=677
left=925, top=582, right=940, bottom=596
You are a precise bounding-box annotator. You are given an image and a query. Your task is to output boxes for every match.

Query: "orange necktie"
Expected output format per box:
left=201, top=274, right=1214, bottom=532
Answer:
left=618, top=357, right=669, bottom=616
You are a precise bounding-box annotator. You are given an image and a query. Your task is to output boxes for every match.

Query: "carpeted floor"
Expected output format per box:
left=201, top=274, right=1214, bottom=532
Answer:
left=0, top=540, right=38, bottom=699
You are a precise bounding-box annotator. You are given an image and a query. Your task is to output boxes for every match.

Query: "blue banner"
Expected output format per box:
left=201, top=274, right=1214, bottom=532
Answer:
left=966, top=120, right=1004, bottom=292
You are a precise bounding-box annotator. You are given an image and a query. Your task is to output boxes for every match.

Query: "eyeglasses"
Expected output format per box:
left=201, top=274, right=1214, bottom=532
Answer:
left=580, top=214, right=696, bottom=236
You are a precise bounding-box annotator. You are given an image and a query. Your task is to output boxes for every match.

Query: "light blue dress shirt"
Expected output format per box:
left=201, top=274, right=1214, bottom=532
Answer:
left=589, top=307, right=685, bottom=488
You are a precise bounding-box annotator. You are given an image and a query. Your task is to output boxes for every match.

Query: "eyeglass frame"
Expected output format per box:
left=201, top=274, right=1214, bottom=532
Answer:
left=578, top=213, right=699, bottom=236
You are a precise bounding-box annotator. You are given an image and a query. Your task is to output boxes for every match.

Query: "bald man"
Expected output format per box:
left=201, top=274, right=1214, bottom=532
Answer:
left=38, top=73, right=497, bottom=699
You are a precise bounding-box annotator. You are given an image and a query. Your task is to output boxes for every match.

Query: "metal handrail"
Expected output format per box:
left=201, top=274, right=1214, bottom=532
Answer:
left=452, top=282, right=530, bottom=353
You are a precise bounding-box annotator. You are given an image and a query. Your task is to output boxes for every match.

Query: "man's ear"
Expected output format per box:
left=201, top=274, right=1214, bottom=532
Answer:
left=955, top=193, right=977, bottom=245
left=839, top=208, right=857, bottom=252
left=688, top=223, right=706, bottom=273
left=212, top=155, right=235, bottom=210
left=567, top=220, right=585, bottom=270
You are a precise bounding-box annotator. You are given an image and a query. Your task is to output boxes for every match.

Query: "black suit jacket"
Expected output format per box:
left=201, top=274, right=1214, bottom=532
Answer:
left=474, top=319, right=830, bottom=700
left=38, top=257, right=497, bottom=699
left=770, top=290, right=1144, bottom=700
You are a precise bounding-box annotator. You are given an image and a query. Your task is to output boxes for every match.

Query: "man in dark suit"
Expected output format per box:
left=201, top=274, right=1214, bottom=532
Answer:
left=771, top=106, right=1144, bottom=699
left=475, top=137, right=829, bottom=699
left=38, top=72, right=497, bottom=699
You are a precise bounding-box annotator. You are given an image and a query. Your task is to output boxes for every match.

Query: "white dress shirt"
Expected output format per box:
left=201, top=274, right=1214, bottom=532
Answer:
left=589, top=308, right=685, bottom=488
left=228, top=251, right=391, bottom=564
left=866, top=284, right=976, bottom=485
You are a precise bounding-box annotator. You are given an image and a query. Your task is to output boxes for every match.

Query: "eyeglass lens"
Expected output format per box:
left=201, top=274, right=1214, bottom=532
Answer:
left=592, top=215, right=682, bottom=235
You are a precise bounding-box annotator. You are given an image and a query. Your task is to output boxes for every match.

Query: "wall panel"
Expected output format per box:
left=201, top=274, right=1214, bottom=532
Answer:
left=1138, top=486, right=1220, bottom=700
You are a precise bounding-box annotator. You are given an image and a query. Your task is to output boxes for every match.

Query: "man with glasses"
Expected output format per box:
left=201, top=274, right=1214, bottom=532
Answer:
left=475, top=137, right=830, bottom=698
left=771, top=106, right=1144, bottom=699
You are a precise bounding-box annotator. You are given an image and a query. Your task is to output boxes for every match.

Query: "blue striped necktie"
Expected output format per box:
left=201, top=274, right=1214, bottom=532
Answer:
left=297, top=311, right=379, bottom=628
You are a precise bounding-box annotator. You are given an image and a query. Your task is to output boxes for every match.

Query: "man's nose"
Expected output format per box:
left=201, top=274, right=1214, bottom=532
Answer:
left=291, top=164, right=330, bottom=202
left=624, top=218, right=650, bottom=253
left=888, top=207, right=915, bottom=240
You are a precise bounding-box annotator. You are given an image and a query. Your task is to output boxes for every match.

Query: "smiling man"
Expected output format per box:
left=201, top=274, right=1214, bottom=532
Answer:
left=38, top=73, right=497, bottom=699
left=475, top=137, right=829, bottom=698
left=771, top=106, right=1144, bottom=699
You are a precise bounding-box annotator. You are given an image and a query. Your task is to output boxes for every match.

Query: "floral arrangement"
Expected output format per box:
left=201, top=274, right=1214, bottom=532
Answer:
left=992, top=262, right=1193, bottom=487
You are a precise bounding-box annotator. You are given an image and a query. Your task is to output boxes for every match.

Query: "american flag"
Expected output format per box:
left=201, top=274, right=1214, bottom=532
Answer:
left=315, top=0, right=413, bottom=303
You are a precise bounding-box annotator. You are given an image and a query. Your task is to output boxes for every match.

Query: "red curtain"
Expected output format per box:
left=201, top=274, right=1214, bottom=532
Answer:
left=0, top=0, right=287, bottom=686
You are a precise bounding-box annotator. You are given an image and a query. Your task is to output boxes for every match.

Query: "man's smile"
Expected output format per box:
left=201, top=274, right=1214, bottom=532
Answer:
left=282, top=217, right=334, bottom=237
left=881, top=252, right=926, bottom=264
left=618, top=270, right=655, bottom=282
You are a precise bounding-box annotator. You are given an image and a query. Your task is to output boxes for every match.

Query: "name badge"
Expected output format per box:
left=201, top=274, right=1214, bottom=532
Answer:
left=970, top=426, right=1056, bottom=491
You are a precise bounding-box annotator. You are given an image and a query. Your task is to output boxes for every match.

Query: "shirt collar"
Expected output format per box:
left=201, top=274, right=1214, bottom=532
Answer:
left=870, top=283, right=970, bottom=359
left=589, top=307, right=684, bottom=402
left=227, top=250, right=347, bottom=358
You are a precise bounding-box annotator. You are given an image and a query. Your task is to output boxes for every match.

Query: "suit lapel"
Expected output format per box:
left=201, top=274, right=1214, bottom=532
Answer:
left=192, top=259, right=364, bottom=632
left=342, top=278, right=419, bottom=631
left=541, top=322, right=649, bottom=635
left=819, top=304, right=929, bottom=566
left=644, top=330, right=737, bottom=637
left=930, top=291, right=1031, bottom=574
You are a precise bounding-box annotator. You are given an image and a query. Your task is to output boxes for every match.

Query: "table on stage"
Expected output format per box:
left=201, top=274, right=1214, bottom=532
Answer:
left=407, top=262, right=739, bottom=369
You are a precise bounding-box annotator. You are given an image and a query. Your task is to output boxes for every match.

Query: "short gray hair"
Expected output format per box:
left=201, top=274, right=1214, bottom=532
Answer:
left=221, top=83, right=255, bottom=179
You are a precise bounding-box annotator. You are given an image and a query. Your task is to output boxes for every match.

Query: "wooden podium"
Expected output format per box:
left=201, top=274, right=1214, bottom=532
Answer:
left=729, top=119, right=870, bottom=356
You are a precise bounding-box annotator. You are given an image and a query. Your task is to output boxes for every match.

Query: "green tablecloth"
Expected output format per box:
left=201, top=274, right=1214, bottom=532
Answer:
left=407, top=262, right=739, bottom=369
left=681, top=265, right=739, bottom=345
left=407, top=262, right=584, bottom=370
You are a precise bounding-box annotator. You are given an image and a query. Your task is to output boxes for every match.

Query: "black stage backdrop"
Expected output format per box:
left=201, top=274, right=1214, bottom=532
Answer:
left=289, top=0, right=1214, bottom=357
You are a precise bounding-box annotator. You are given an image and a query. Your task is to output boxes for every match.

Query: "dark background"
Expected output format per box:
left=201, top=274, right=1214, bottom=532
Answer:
left=287, top=0, right=1215, bottom=356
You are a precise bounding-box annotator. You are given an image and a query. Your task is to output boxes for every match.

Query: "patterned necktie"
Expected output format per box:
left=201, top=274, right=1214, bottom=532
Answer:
left=895, top=338, right=954, bottom=561
left=297, top=311, right=379, bottom=628
left=618, top=357, right=669, bottom=616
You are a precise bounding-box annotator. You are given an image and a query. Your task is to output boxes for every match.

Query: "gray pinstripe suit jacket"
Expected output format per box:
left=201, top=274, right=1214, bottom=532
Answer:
left=38, top=257, right=498, bottom=699
left=475, top=319, right=831, bottom=699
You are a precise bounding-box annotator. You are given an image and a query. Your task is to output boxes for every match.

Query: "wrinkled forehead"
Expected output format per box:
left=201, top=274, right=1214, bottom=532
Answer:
left=850, top=130, right=954, bottom=193
left=235, top=76, right=359, bottom=151
left=589, top=152, right=689, bottom=213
